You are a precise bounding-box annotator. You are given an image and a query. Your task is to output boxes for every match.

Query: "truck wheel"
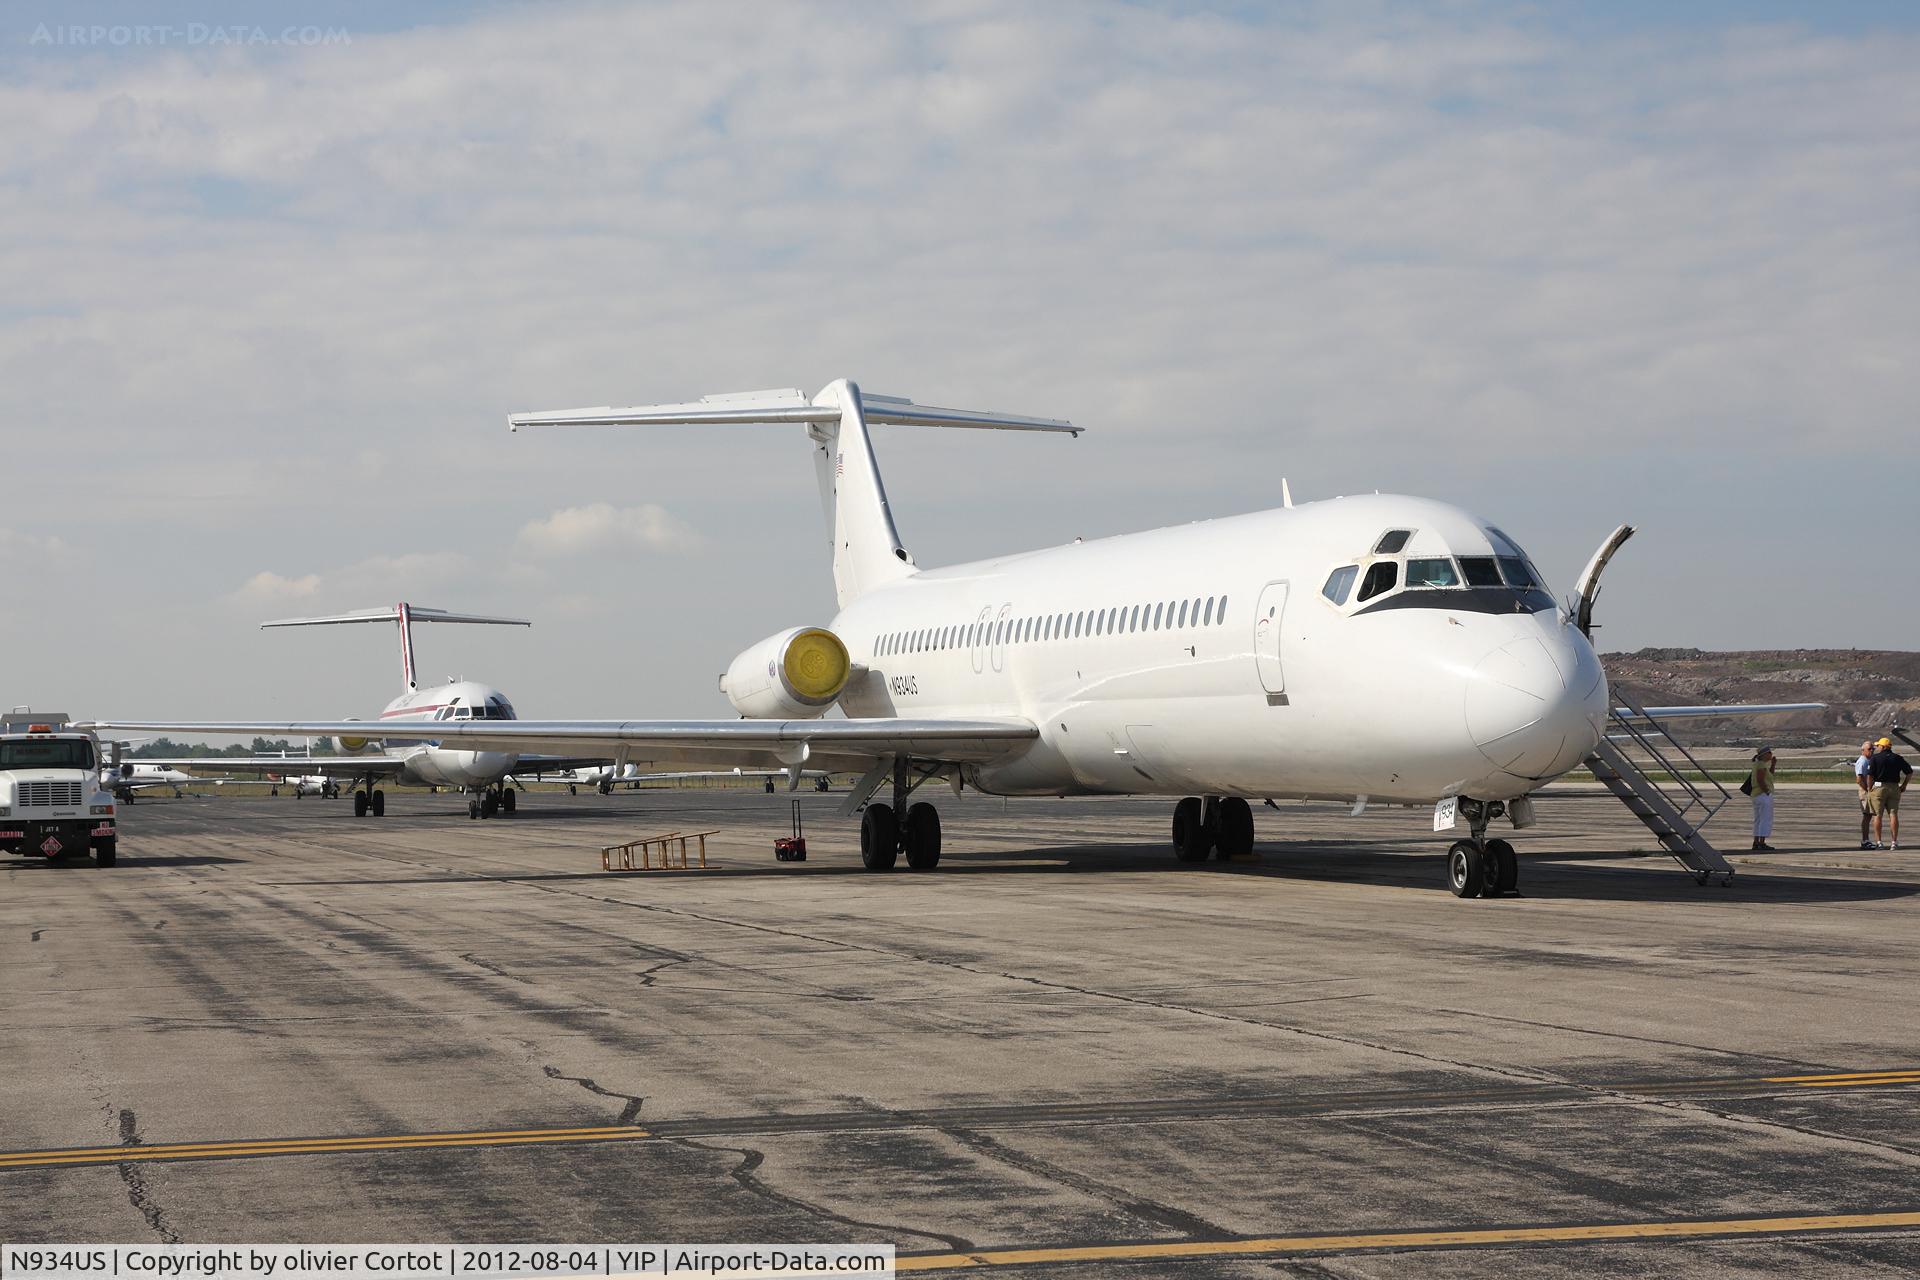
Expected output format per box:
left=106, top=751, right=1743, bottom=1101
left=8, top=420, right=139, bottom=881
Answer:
left=94, top=838, right=117, bottom=867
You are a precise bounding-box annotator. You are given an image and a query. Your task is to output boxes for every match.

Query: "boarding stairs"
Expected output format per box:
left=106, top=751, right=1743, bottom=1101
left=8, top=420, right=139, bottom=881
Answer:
left=1583, top=688, right=1735, bottom=883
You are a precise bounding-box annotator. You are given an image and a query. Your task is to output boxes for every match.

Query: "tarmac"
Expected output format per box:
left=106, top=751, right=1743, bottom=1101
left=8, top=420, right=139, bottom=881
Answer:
left=3, top=783, right=1919, bottom=1275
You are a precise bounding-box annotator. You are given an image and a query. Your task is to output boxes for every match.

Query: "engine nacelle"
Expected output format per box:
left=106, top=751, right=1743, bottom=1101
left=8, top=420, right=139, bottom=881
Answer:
left=335, top=719, right=378, bottom=754
left=721, top=627, right=850, bottom=719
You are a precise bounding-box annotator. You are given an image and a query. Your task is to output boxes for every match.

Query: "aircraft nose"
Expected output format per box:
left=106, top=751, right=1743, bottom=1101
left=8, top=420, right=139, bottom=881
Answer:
left=1464, top=628, right=1606, bottom=781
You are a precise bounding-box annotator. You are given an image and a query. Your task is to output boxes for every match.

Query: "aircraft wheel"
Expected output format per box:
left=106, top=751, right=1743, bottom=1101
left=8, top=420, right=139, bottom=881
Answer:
left=904, top=802, right=942, bottom=870
left=1486, top=838, right=1517, bottom=896
left=568, top=784, right=577, bottom=796
left=501, top=788, right=516, bottom=814
left=467, top=797, right=481, bottom=820
left=598, top=780, right=612, bottom=796
left=1447, top=840, right=1487, bottom=898
left=860, top=803, right=899, bottom=870
left=764, top=778, right=776, bottom=794
left=353, top=790, right=369, bottom=818
left=1172, top=797, right=1212, bottom=862
left=371, top=789, right=386, bottom=818
left=480, top=792, right=498, bottom=819
left=1215, top=797, right=1254, bottom=859
left=93, top=838, right=117, bottom=868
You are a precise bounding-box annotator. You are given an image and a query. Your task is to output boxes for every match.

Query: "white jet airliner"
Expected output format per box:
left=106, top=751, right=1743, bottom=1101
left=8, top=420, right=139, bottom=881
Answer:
left=95, top=382, right=1806, bottom=895
left=114, top=603, right=569, bottom=819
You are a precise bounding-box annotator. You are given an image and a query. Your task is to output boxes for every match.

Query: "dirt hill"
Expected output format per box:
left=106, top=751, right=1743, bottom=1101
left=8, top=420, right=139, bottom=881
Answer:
left=1601, top=648, right=1920, bottom=747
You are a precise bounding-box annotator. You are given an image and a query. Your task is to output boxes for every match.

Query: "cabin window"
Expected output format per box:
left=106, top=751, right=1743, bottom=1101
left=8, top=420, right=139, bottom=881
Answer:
left=1072, top=612, right=1083, bottom=638
left=1406, top=558, right=1460, bottom=588
left=1322, top=565, right=1358, bottom=605
left=1357, top=561, right=1398, bottom=601
left=1217, top=595, right=1227, bottom=623
left=1147, top=602, right=1159, bottom=629
left=1458, top=556, right=1502, bottom=587
left=1374, top=529, right=1413, bottom=554
left=1204, top=597, right=1215, bottom=625
left=1498, top=557, right=1541, bottom=589
left=1171, top=600, right=1183, bottom=627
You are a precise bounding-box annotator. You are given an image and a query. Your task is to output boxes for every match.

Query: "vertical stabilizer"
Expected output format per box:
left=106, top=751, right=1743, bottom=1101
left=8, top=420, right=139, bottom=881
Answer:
left=808, top=380, right=916, bottom=606
left=508, top=380, right=1077, bottom=610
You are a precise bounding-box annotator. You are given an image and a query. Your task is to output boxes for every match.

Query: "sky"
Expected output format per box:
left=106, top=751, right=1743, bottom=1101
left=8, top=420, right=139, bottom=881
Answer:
left=2, top=0, right=1916, bottom=725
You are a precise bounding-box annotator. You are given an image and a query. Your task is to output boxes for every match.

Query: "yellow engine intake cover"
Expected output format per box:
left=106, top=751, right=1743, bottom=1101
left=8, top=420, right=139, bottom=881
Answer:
left=784, top=628, right=850, bottom=702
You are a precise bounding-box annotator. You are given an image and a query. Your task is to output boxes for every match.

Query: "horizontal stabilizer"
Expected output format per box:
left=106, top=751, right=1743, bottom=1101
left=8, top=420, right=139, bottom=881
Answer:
left=261, top=606, right=529, bottom=629
left=509, top=387, right=1077, bottom=435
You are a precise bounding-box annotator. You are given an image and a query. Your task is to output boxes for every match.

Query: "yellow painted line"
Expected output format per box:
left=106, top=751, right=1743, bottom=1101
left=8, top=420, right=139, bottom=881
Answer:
left=1762, top=1069, right=1920, bottom=1085
left=0, top=1125, right=648, bottom=1170
left=1786, top=1075, right=1920, bottom=1089
left=895, top=1210, right=1920, bottom=1271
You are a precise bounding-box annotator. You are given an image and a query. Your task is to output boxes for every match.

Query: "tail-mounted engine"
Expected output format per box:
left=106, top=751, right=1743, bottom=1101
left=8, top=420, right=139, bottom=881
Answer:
left=336, top=719, right=379, bottom=753
left=721, top=627, right=850, bottom=719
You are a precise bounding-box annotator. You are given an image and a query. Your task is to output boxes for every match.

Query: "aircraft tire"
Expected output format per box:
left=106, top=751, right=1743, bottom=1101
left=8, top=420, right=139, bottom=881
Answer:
left=1447, top=841, right=1487, bottom=898
left=480, top=792, right=497, bottom=819
left=764, top=778, right=776, bottom=794
left=93, top=838, right=116, bottom=868
left=353, top=791, right=369, bottom=818
left=1486, top=839, right=1517, bottom=896
left=1172, top=797, right=1211, bottom=862
left=371, top=789, right=386, bottom=818
left=904, top=802, right=941, bottom=870
left=1215, top=797, right=1254, bottom=859
left=468, top=797, right=481, bottom=820
left=569, top=784, right=578, bottom=796
left=860, top=803, right=899, bottom=870
left=502, top=788, right=516, bottom=814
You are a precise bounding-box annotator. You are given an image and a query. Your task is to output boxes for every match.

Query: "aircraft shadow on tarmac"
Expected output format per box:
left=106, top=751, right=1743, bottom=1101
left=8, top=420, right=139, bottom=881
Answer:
left=13, top=854, right=247, bottom=870
left=304, top=839, right=1919, bottom=904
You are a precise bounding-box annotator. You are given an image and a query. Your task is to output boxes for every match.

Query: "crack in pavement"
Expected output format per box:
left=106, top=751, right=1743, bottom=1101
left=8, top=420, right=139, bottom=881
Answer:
left=116, top=1109, right=180, bottom=1243
left=669, top=1137, right=974, bottom=1253
left=541, top=1064, right=645, bottom=1126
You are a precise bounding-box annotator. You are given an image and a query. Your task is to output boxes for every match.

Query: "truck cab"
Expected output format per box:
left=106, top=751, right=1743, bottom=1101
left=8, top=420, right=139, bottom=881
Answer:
left=0, top=710, right=118, bottom=866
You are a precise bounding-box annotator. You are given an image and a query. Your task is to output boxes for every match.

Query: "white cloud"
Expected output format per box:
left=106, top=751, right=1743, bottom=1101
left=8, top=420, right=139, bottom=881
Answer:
left=0, top=527, right=73, bottom=556
left=226, top=552, right=475, bottom=608
left=231, top=569, right=321, bottom=603
left=516, top=503, right=701, bottom=556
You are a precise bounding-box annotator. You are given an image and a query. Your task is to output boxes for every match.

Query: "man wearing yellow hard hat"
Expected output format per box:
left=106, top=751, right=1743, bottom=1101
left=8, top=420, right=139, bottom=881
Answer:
left=1866, top=737, right=1913, bottom=850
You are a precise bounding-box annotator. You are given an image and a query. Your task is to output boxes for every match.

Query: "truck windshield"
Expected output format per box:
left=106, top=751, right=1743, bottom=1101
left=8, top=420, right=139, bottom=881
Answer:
left=0, top=739, right=95, bottom=770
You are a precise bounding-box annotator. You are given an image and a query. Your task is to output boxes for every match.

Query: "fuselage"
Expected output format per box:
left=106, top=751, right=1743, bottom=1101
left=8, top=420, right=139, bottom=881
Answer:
left=832, top=494, right=1607, bottom=805
left=363, top=680, right=521, bottom=788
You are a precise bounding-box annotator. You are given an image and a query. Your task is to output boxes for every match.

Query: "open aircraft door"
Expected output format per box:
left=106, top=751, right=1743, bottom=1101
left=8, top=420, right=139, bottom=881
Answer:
left=1573, top=524, right=1636, bottom=639
left=1254, top=581, right=1289, bottom=698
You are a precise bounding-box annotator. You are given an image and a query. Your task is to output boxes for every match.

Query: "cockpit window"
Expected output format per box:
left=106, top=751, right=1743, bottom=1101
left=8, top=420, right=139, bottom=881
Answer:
left=1321, top=565, right=1358, bottom=605
left=1356, top=561, right=1398, bottom=602
left=1497, top=556, right=1541, bottom=590
left=1373, top=529, right=1412, bottom=555
left=1458, top=556, right=1503, bottom=587
left=1405, top=557, right=1460, bottom=588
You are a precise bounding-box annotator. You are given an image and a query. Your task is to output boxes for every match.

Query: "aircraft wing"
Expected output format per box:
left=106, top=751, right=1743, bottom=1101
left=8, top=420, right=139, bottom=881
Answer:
left=1615, top=703, right=1824, bottom=720
left=86, top=718, right=1039, bottom=771
left=108, top=754, right=409, bottom=777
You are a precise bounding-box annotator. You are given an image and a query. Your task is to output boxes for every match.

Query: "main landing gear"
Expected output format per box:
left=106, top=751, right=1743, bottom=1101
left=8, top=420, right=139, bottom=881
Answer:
left=351, top=785, right=386, bottom=818
left=859, top=758, right=942, bottom=871
left=1171, top=796, right=1255, bottom=862
left=1447, top=799, right=1519, bottom=899
left=467, top=782, right=517, bottom=820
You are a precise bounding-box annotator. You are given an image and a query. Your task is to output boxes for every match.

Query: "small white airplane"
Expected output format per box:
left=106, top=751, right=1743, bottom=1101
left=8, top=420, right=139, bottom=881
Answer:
left=99, top=603, right=606, bottom=819
left=95, top=381, right=1812, bottom=894
left=101, top=761, right=221, bottom=801
left=286, top=774, right=342, bottom=799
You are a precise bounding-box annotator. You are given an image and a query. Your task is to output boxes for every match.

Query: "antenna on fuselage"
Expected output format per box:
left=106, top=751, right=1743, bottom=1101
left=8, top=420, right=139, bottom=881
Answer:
left=259, top=603, right=531, bottom=692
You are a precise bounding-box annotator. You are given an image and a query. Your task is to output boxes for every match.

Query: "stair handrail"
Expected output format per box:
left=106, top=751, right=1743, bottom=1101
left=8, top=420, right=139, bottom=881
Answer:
left=1607, top=687, right=1732, bottom=838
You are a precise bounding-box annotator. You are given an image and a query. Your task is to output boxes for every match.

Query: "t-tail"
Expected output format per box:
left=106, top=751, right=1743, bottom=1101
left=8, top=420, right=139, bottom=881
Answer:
left=509, top=378, right=1078, bottom=607
left=260, top=603, right=531, bottom=692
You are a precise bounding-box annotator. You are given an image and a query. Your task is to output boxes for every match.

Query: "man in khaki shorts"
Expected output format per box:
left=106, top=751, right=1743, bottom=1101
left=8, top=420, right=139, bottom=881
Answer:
left=1857, top=740, right=1877, bottom=849
left=1866, top=737, right=1912, bottom=850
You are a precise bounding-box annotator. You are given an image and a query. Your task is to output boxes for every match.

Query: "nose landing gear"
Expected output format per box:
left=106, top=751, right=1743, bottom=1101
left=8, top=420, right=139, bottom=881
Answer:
left=1448, top=799, right=1519, bottom=898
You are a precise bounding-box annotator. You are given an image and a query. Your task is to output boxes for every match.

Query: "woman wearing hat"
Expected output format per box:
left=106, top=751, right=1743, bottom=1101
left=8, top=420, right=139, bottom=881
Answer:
left=1746, top=747, right=1777, bottom=852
